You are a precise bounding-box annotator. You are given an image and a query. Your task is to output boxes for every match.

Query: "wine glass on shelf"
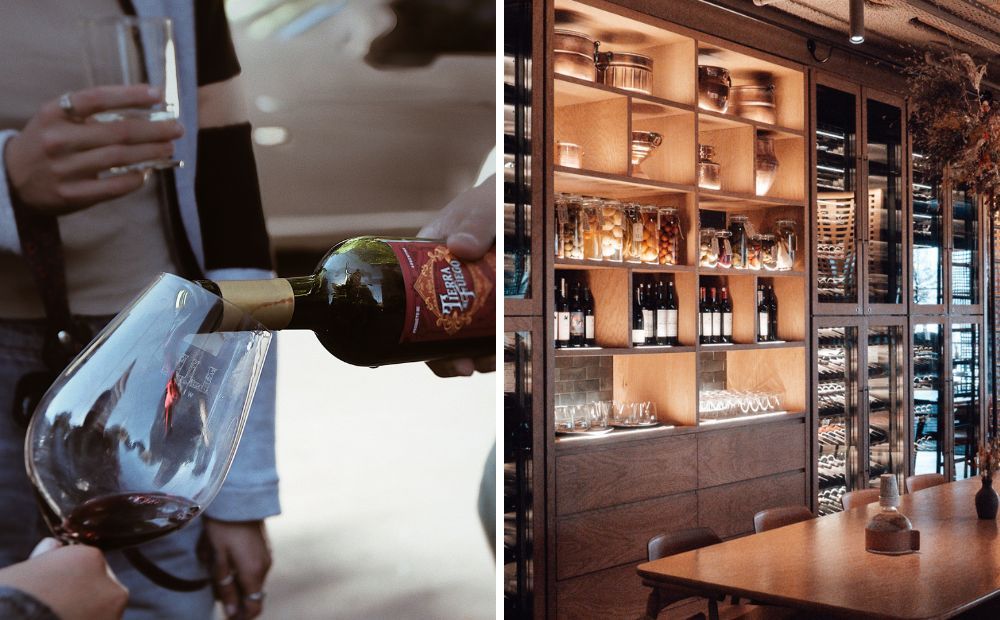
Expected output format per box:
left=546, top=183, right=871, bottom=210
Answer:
left=25, top=273, right=271, bottom=553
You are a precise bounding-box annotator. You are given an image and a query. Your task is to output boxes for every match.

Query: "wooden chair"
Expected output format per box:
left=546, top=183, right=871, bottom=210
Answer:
left=905, top=473, right=946, bottom=494
left=753, top=506, right=814, bottom=534
left=841, top=488, right=880, bottom=511
left=644, top=527, right=724, bottom=620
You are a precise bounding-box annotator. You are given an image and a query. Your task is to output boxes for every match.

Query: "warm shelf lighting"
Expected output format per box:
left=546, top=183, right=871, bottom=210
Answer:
left=849, top=0, right=865, bottom=44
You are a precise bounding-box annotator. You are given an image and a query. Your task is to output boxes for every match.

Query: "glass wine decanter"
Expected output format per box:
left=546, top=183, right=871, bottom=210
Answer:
left=25, top=273, right=271, bottom=553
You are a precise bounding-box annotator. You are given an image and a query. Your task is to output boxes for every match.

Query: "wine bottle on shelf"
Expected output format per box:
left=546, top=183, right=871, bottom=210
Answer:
left=643, top=283, right=656, bottom=346
left=699, top=286, right=711, bottom=345
left=757, top=283, right=769, bottom=343
left=767, top=285, right=778, bottom=342
left=709, top=287, right=721, bottom=344
left=665, top=280, right=678, bottom=346
left=198, top=237, right=494, bottom=366
left=557, top=278, right=571, bottom=349
left=655, top=281, right=668, bottom=346
left=569, top=282, right=585, bottom=347
left=719, top=286, right=733, bottom=344
left=553, top=283, right=560, bottom=347
left=632, top=283, right=645, bottom=347
left=582, top=284, right=596, bottom=347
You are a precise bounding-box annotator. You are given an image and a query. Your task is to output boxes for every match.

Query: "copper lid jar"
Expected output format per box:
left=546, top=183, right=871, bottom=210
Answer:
left=698, top=65, right=731, bottom=113
left=732, top=84, right=776, bottom=124
left=597, top=51, right=653, bottom=95
left=553, top=29, right=597, bottom=82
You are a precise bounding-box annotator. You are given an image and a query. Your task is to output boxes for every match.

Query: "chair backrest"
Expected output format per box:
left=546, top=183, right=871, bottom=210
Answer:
left=841, top=488, right=881, bottom=511
left=647, top=527, right=722, bottom=561
left=905, top=473, right=946, bottom=494
left=753, top=505, right=814, bottom=533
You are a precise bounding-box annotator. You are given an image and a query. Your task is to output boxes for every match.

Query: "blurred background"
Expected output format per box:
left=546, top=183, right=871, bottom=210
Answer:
left=222, top=1, right=495, bottom=617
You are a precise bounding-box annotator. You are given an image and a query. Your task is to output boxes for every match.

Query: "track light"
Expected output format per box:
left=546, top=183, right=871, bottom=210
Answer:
left=849, top=0, right=864, bottom=44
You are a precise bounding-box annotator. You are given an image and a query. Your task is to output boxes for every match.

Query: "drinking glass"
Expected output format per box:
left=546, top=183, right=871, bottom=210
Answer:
left=642, top=402, right=658, bottom=424
left=590, top=401, right=611, bottom=429
left=84, top=16, right=182, bottom=174
left=25, top=273, right=271, bottom=552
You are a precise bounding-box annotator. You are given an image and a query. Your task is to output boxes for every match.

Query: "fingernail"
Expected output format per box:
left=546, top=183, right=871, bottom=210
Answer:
left=147, top=86, right=162, bottom=99
left=225, top=604, right=238, bottom=617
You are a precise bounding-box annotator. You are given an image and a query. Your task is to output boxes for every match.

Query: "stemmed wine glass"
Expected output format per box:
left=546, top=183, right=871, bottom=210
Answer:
left=25, top=274, right=270, bottom=553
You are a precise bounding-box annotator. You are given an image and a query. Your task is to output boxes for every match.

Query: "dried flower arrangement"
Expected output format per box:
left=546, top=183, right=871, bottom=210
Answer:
left=976, top=433, right=1000, bottom=480
left=906, top=51, right=1000, bottom=196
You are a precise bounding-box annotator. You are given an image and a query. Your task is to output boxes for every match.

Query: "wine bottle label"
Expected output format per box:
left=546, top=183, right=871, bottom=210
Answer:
left=656, top=310, right=668, bottom=338
left=570, top=311, right=585, bottom=336
left=585, top=316, right=595, bottom=339
left=712, top=312, right=721, bottom=337
left=723, top=312, right=733, bottom=336
left=666, top=310, right=678, bottom=338
left=701, top=312, right=712, bottom=337
left=632, top=328, right=645, bottom=344
left=643, top=309, right=655, bottom=338
left=558, top=312, right=571, bottom=341
left=759, top=312, right=769, bottom=337
left=215, top=279, right=294, bottom=330
left=387, top=242, right=495, bottom=344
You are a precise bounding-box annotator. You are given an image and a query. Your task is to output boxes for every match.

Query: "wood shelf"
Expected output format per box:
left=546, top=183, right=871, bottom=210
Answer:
left=554, top=74, right=694, bottom=113
left=697, top=108, right=803, bottom=138
left=555, top=259, right=697, bottom=272
left=698, top=341, right=805, bottom=352
left=698, top=188, right=803, bottom=208
left=554, top=166, right=695, bottom=198
left=695, top=268, right=804, bottom=277
left=555, top=345, right=698, bottom=356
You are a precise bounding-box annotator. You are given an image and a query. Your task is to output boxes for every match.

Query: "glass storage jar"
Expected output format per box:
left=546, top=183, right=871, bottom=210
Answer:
left=716, top=230, right=733, bottom=268
left=555, top=194, right=582, bottom=260
left=747, top=234, right=765, bottom=270
left=553, top=29, right=597, bottom=82
left=774, top=218, right=797, bottom=271
left=556, top=141, right=583, bottom=168
left=657, top=207, right=681, bottom=265
left=728, top=214, right=752, bottom=270
left=580, top=197, right=604, bottom=261
left=732, top=83, right=776, bottom=124
left=622, top=203, right=644, bottom=263
left=597, top=51, right=653, bottom=94
left=755, top=134, right=779, bottom=196
left=639, top=205, right=659, bottom=264
left=700, top=227, right=719, bottom=268
left=698, top=65, right=731, bottom=113
left=599, top=199, right=624, bottom=262
left=758, top=233, right=777, bottom=270
left=698, top=144, right=722, bottom=190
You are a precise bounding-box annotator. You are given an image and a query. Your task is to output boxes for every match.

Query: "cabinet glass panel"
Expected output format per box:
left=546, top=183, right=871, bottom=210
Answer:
left=866, top=101, right=903, bottom=305
left=866, top=326, right=905, bottom=488
left=952, top=323, right=980, bottom=480
left=912, top=154, right=944, bottom=305
left=503, top=0, right=532, bottom=299
left=817, top=326, right=859, bottom=515
left=503, top=329, right=534, bottom=613
left=951, top=187, right=979, bottom=306
left=816, top=86, right=858, bottom=305
left=912, top=323, right=945, bottom=476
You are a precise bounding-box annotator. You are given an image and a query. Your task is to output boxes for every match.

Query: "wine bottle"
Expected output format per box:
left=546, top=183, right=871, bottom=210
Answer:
left=757, top=284, right=769, bottom=343
left=709, top=287, right=721, bottom=344
left=655, top=281, right=668, bottom=346
left=642, top=283, right=656, bottom=346
left=632, top=283, right=645, bottom=347
left=582, top=285, right=596, bottom=347
left=698, top=286, right=712, bottom=344
left=557, top=277, right=571, bottom=349
left=665, top=280, right=678, bottom=346
left=719, top=286, right=733, bottom=344
left=553, top=283, right=561, bottom=347
left=569, top=283, right=585, bottom=347
left=197, top=237, right=494, bottom=366
left=767, top=285, right=778, bottom=342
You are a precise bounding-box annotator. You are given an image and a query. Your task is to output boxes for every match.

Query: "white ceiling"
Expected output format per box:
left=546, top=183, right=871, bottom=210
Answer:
left=228, top=1, right=495, bottom=249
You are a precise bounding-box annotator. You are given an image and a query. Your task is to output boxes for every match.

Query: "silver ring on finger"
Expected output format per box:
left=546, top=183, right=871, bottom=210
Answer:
left=244, top=591, right=266, bottom=603
left=216, top=572, right=236, bottom=587
left=58, top=92, right=83, bottom=122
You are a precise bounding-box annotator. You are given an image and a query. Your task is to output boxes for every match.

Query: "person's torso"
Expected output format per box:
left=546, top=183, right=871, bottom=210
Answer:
left=0, top=0, right=178, bottom=319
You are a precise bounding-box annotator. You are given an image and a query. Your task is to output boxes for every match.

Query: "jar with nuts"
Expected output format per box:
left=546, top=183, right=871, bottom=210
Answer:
left=639, top=205, right=659, bottom=264
left=599, top=198, right=624, bottom=262
left=699, top=227, right=719, bottom=268
left=555, top=194, right=584, bottom=260
left=747, top=233, right=765, bottom=270
left=657, top=207, right=681, bottom=265
left=622, top=203, right=644, bottom=263
left=580, top=197, right=603, bottom=261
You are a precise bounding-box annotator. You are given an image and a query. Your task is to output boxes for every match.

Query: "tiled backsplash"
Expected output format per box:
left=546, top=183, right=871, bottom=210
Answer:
left=554, top=355, right=613, bottom=407
left=699, top=351, right=728, bottom=391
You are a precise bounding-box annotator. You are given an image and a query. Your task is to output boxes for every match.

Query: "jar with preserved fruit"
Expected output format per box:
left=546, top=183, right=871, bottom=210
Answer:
left=657, top=207, right=681, bottom=265
left=728, top=215, right=752, bottom=270
left=716, top=230, right=733, bottom=268
left=774, top=219, right=797, bottom=271
left=747, top=234, right=765, bottom=270
left=580, top=197, right=603, bottom=261
left=599, top=199, right=624, bottom=262
left=639, top=205, right=659, bottom=263
left=759, top=233, right=778, bottom=271
left=699, top=227, right=719, bottom=268
left=555, top=194, right=583, bottom=260
left=622, top=203, right=644, bottom=263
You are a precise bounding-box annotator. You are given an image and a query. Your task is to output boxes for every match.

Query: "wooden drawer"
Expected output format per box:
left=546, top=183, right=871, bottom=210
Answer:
left=556, top=434, right=698, bottom=515
left=698, top=419, right=806, bottom=488
left=698, top=470, right=807, bottom=538
left=556, top=492, right=697, bottom=579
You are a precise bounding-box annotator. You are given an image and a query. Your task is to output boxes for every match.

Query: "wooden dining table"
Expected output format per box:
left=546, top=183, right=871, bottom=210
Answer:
left=637, top=477, right=1000, bottom=619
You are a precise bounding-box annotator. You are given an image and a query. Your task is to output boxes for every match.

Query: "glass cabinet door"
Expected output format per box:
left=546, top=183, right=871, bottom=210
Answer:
left=504, top=327, right=535, bottom=615
left=503, top=0, right=532, bottom=301
left=815, top=85, right=860, bottom=309
left=817, top=326, right=860, bottom=515
left=865, top=100, right=904, bottom=307
left=950, top=187, right=979, bottom=308
left=865, top=325, right=906, bottom=488
left=912, top=323, right=945, bottom=477
left=951, top=323, right=981, bottom=480
left=912, top=156, right=944, bottom=307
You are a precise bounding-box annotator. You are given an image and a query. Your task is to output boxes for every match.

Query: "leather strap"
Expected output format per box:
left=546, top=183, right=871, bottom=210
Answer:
left=122, top=547, right=210, bottom=592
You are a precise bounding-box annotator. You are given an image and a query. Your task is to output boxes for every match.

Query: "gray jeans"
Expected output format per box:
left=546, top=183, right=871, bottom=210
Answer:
left=0, top=318, right=213, bottom=620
